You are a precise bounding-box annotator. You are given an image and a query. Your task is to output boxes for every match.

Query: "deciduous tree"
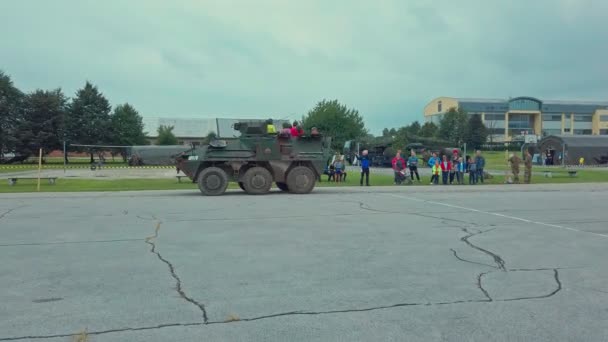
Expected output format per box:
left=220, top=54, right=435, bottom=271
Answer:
left=301, top=99, right=367, bottom=151
left=157, top=125, right=178, bottom=145
left=0, top=71, right=24, bottom=159
left=65, top=82, right=112, bottom=162
left=437, top=107, right=468, bottom=145
left=16, top=89, right=66, bottom=157
left=465, top=114, right=488, bottom=149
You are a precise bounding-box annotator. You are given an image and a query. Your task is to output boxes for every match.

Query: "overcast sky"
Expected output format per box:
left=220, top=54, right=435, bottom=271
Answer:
left=1, top=0, right=607, bottom=134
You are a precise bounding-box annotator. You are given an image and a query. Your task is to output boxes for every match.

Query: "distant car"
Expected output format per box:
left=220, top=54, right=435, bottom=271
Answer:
left=0, top=152, right=28, bottom=164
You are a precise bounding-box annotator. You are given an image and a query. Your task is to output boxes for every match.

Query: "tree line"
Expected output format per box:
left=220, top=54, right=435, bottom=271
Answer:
left=381, top=107, right=488, bottom=151
left=1, top=69, right=488, bottom=164
left=1, top=70, right=151, bottom=162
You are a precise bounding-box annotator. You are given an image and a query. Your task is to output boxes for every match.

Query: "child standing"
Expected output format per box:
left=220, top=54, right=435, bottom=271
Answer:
left=468, top=157, right=477, bottom=184
left=440, top=155, right=451, bottom=185
left=431, top=159, right=441, bottom=185
left=457, top=157, right=466, bottom=185
left=408, top=150, right=421, bottom=182
left=334, top=157, right=344, bottom=183
left=359, top=150, right=370, bottom=186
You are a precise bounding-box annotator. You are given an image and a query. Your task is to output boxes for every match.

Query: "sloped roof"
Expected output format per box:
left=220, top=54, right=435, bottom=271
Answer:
left=456, top=98, right=506, bottom=104
left=543, top=99, right=608, bottom=106
left=542, top=135, right=608, bottom=148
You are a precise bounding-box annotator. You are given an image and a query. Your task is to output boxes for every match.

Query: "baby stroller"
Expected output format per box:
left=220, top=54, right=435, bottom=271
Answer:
left=394, top=169, right=410, bottom=185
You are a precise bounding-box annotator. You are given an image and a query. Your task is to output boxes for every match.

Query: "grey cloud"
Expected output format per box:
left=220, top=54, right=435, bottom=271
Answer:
left=1, top=0, right=606, bottom=135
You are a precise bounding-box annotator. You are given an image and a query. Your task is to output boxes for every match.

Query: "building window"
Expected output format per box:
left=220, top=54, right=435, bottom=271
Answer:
left=488, top=128, right=504, bottom=135
left=573, top=129, right=592, bottom=135
left=574, top=115, right=592, bottom=122
left=438, top=101, right=442, bottom=112
left=542, top=114, right=562, bottom=121
left=600, top=129, right=608, bottom=135
left=508, top=98, right=541, bottom=111
left=485, top=114, right=504, bottom=121
left=601, top=115, right=608, bottom=122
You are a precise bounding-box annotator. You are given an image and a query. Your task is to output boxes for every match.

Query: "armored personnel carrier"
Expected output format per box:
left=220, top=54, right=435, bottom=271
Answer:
left=175, top=120, right=332, bottom=196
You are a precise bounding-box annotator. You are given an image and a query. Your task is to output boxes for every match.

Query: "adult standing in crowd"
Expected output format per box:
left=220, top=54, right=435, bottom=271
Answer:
left=508, top=153, right=521, bottom=183
left=392, top=150, right=407, bottom=185
left=524, top=149, right=533, bottom=184
left=408, top=150, right=420, bottom=182
left=475, top=150, right=486, bottom=183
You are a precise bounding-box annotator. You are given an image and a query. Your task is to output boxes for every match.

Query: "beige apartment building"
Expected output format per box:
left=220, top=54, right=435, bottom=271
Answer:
left=424, top=96, right=608, bottom=142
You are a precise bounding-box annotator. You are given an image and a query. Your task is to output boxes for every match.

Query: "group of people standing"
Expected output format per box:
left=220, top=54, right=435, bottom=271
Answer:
left=508, top=150, right=534, bottom=184
left=426, top=150, right=486, bottom=185
left=343, top=147, right=535, bottom=187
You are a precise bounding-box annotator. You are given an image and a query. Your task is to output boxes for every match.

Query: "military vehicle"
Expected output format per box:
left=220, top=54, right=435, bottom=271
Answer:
left=174, top=120, right=332, bottom=196
left=127, top=145, right=190, bottom=166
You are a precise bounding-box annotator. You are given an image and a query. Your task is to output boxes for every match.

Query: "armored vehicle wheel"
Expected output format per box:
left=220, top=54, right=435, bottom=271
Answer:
left=242, top=166, right=273, bottom=195
left=286, top=166, right=316, bottom=194
left=197, top=167, right=229, bottom=196
left=238, top=182, right=245, bottom=191
left=276, top=182, right=288, bottom=192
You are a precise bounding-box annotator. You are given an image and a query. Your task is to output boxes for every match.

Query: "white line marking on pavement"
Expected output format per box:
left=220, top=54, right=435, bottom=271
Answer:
left=386, top=193, right=608, bottom=239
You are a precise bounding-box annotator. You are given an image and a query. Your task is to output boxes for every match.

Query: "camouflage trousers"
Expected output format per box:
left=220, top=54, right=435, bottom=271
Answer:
left=511, top=167, right=520, bottom=183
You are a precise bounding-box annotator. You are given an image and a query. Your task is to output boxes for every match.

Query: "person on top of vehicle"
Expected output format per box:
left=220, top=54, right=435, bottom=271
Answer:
left=280, top=122, right=292, bottom=137
left=290, top=121, right=300, bottom=137
left=266, top=119, right=277, bottom=134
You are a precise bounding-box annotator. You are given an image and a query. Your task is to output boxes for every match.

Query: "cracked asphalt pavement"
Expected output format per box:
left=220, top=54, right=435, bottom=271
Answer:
left=1, top=183, right=608, bottom=341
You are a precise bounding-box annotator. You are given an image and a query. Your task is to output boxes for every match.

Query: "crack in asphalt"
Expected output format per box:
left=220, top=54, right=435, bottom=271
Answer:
left=0, top=205, right=26, bottom=221
left=476, top=271, right=493, bottom=302
left=450, top=248, right=499, bottom=269
left=145, top=221, right=209, bottom=323
left=495, top=269, right=562, bottom=302
left=0, top=199, right=568, bottom=340
left=459, top=227, right=506, bottom=271
left=0, top=238, right=143, bottom=247
left=0, top=322, right=205, bottom=341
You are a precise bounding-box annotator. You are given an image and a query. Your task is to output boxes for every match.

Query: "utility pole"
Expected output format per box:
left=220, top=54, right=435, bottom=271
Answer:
left=63, top=139, right=67, bottom=174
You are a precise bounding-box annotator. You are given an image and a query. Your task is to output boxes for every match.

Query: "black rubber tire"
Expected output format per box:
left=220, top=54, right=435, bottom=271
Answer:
left=238, top=182, right=245, bottom=191
left=286, top=166, right=316, bottom=194
left=242, top=166, right=273, bottom=195
left=197, top=167, right=229, bottom=196
left=276, top=182, right=289, bottom=192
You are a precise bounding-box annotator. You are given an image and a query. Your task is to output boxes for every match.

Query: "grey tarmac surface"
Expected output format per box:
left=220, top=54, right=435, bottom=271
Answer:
left=1, top=183, right=608, bottom=341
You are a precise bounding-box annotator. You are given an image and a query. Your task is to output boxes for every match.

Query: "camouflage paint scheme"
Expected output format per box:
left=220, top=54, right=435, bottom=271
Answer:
left=175, top=120, right=332, bottom=195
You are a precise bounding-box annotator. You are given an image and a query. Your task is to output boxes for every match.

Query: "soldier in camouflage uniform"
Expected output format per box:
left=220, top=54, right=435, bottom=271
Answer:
left=524, top=150, right=533, bottom=184
left=508, top=153, right=521, bottom=183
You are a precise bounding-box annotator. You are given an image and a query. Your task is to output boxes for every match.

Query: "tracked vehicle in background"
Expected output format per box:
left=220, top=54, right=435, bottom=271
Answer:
left=175, top=120, right=332, bottom=196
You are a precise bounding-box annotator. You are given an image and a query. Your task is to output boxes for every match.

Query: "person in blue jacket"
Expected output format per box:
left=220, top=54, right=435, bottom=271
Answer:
left=358, top=150, right=371, bottom=186
left=427, top=152, right=438, bottom=168
left=475, top=150, right=486, bottom=183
